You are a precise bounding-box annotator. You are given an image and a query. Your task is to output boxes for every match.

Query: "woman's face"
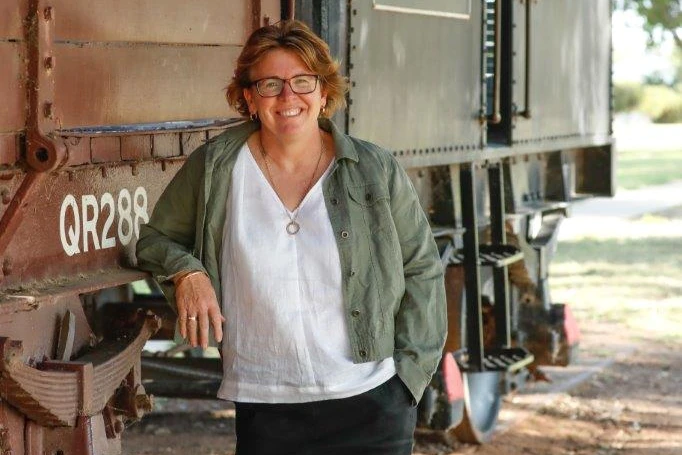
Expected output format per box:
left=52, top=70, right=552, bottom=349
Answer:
left=244, top=48, right=327, bottom=139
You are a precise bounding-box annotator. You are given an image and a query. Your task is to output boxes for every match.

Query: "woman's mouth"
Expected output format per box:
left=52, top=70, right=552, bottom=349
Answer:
left=279, top=108, right=302, bottom=118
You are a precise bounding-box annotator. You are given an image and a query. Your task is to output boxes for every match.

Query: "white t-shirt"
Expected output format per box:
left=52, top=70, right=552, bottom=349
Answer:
left=217, top=143, right=395, bottom=403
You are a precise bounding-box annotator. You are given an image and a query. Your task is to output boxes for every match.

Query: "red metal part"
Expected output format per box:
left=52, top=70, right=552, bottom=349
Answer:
left=562, top=304, right=581, bottom=345
left=0, top=311, right=160, bottom=426
left=0, top=172, right=47, bottom=259
left=25, top=0, right=67, bottom=172
left=442, top=352, right=465, bottom=402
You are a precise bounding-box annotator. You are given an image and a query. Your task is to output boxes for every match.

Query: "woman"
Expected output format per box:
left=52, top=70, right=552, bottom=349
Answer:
left=137, top=20, right=446, bottom=454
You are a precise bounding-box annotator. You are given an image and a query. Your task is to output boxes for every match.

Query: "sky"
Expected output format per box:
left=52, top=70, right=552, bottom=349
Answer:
left=612, top=9, right=677, bottom=83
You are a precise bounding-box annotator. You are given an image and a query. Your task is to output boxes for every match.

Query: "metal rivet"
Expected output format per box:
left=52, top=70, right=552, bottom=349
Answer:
left=349, top=270, right=356, bottom=276
left=44, top=7, right=52, bottom=21
left=351, top=309, right=360, bottom=317
left=44, top=56, right=53, bottom=70
left=359, top=349, right=367, bottom=357
left=331, top=197, right=339, bottom=205
left=341, top=230, right=349, bottom=239
left=365, top=193, right=372, bottom=201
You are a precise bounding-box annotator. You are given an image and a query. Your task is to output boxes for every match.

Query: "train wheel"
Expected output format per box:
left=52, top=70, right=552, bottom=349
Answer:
left=453, top=371, right=503, bottom=443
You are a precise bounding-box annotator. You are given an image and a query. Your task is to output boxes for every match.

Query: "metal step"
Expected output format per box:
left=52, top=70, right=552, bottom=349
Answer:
left=448, top=244, right=524, bottom=268
left=455, top=347, right=534, bottom=373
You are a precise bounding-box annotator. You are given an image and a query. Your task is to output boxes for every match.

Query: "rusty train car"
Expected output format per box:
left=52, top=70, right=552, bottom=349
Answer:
left=0, top=0, right=613, bottom=453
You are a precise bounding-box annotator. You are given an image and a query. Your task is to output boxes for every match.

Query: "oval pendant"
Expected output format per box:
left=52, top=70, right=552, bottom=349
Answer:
left=286, top=220, right=300, bottom=235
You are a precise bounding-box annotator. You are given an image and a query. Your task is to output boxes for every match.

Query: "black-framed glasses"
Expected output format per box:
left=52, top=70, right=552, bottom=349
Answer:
left=250, top=74, right=320, bottom=97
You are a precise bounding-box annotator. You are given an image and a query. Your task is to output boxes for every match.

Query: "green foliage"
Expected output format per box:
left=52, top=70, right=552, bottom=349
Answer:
left=639, top=84, right=682, bottom=122
left=613, top=82, right=643, bottom=112
left=616, top=0, right=682, bottom=51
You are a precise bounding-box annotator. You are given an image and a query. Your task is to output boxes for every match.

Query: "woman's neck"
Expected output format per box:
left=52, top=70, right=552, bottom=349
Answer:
left=259, top=127, right=324, bottom=171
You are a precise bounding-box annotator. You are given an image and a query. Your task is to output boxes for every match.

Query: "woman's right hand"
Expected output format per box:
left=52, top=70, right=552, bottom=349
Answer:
left=173, top=272, right=225, bottom=349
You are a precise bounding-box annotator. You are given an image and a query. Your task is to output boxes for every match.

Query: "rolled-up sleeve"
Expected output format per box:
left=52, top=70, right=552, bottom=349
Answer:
left=136, top=147, right=207, bottom=310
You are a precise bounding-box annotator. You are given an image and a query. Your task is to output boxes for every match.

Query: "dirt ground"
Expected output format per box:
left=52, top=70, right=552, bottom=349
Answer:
left=121, top=317, right=681, bottom=455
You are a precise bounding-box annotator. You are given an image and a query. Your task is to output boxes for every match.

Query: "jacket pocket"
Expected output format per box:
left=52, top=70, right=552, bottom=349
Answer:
left=347, top=183, right=393, bottom=234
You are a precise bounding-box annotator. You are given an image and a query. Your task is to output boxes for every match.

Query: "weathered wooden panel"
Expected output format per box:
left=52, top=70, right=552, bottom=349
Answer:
left=153, top=134, right=181, bottom=158
left=53, top=45, right=241, bottom=129
left=121, top=135, right=152, bottom=161
left=0, top=135, right=18, bottom=166
left=64, top=136, right=91, bottom=166
left=0, top=0, right=26, bottom=39
left=91, top=136, right=121, bottom=163
left=181, top=131, right=207, bottom=155
left=53, top=0, right=249, bottom=45
left=0, top=43, right=26, bottom=133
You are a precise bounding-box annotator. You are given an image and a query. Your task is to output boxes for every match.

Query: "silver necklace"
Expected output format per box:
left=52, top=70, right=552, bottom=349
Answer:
left=260, top=133, right=326, bottom=235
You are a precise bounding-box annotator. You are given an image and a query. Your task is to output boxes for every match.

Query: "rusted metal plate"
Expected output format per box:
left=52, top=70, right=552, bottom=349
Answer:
left=91, top=137, right=121, bottom=163
left=1, top=159, right=183, bottom=288
left=0, top=43, right=26, bottom=133
left=54, top=45, right=241, bottom=129
left=153, top=134, right=181, bottom=158
left=0, top=135, right=18, bottom=166
left=53, top=0, right=250, bottom=45
left=0, top=294, right=92, bottom=363
left=122, top=135, right=152, bottom=161
left=0, top=0, right=26, bottom=39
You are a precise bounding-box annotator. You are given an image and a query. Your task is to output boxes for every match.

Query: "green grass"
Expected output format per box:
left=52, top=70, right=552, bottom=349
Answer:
left=550, top=234, right=682, bottom=341
left=617, top=149, right=682, bottom=189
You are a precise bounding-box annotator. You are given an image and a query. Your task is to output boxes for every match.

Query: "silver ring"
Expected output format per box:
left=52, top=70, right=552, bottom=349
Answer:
left=187, top=316, right=197, bottom=321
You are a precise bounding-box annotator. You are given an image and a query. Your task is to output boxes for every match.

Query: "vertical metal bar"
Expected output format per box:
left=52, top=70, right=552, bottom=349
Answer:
left=519, top=0, right=531, bottom=118
left=489, top=0, right=502, bottom=124
left=488, top=164, right=511, bottom=347
left=460, top=164, right=484, bottom=371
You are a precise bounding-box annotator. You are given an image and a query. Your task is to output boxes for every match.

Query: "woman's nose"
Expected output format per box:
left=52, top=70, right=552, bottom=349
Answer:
left=278, top=81, right=296, bottom=99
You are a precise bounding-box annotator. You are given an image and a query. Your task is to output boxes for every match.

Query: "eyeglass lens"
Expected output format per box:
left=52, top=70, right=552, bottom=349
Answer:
left=256, top=75, right=318, bottom=97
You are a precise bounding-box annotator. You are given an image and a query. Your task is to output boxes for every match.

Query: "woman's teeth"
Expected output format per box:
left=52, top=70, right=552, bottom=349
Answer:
left=280, top=108, right=302, bottom=117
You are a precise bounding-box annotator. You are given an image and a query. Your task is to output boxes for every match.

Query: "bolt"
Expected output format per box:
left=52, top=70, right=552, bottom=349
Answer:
left=0, top=188, right=10, bottom=205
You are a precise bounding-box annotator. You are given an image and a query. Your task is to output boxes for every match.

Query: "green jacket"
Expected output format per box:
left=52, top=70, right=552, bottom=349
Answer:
left=136, top=118, right=446, bottom=401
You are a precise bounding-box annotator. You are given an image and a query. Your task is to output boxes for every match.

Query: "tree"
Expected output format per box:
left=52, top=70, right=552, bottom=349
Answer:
left=616, top=0, right=682, bottom=51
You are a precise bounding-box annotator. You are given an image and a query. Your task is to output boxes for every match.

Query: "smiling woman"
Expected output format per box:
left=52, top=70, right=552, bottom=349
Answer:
left=135, top=19, right=447, bottom=455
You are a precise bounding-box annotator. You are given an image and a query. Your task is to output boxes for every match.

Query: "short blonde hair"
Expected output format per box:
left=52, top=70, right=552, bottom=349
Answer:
left=226, top=20, right=348, bottom=118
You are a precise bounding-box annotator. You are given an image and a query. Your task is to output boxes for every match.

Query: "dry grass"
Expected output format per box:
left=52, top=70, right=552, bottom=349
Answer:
left=550, top=211, right=682, bottom=342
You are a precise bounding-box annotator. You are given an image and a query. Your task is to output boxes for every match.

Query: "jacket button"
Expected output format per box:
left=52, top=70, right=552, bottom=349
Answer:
left=331, top=197, right=339, bottom=205
left=341, top=230, right=349, bottom=238
left=365, top=193, right=372, bottom=202
left=359, top=349, right=367, bottom=357
left=351, top=309, right=360, bottom=317
left=349, top=270, right=356, bottom=276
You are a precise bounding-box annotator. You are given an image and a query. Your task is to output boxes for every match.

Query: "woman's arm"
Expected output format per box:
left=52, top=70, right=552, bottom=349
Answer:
left=387, top=157, right=447, bottom=402
left=136, top=147, right=223, bottom=348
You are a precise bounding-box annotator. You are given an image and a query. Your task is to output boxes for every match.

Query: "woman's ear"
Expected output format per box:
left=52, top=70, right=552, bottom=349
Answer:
left=243, top=87, right=255, bottom=115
